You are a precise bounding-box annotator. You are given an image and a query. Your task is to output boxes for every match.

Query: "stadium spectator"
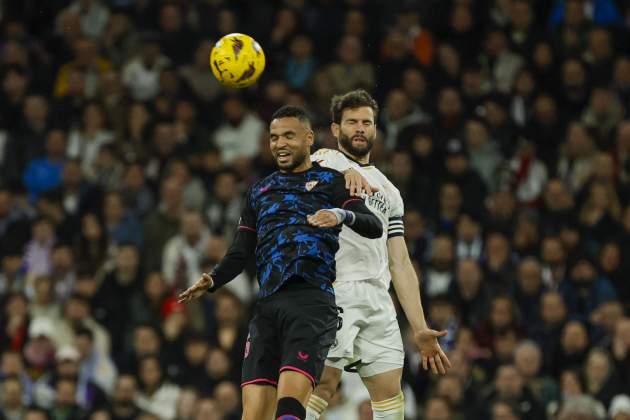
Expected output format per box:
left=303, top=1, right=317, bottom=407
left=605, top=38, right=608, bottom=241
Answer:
left=121, top=34, right=170, bottom=102
left=2, top=1, right=630, bottom=418
left=212, top=95, right=264, bottom=164
left=0, top=375, right=27, bottom=420
left=134, top=355, right=180, bottom=420
left=162, top=209, right=209, bottom=289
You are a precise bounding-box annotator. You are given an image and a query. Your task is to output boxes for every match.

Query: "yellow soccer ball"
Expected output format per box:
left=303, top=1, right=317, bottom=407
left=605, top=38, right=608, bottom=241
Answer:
left=210, top=33, right=265, bottom=88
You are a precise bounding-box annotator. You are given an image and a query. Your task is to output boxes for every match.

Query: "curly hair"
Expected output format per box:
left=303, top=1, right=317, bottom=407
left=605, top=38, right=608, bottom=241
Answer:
left=330, top=89, right=379, bottom=124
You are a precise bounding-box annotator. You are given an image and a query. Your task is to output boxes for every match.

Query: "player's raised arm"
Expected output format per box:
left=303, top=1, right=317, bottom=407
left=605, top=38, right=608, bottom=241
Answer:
left=178, top=189, right=258, bottom=302
left=307, top=174, right=382, bottom=238
left=307, top=202, right=382, bottom=239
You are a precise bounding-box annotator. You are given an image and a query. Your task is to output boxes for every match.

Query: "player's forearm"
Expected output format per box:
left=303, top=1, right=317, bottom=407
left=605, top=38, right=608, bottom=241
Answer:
left=388, top=238, right=428, bottom=331
left=343, top=200, right=383, bottom=238
left=208, top=228, right=256, bottom=291
left=392, top=264, right=428, bottom=331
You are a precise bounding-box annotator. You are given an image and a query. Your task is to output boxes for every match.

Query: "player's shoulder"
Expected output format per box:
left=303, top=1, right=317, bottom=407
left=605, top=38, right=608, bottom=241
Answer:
left=368, top=165, right=400, bottom=192
left=248, top=172, right=279, bottom=194
left=312, top=148, right=348, bottom=161
left=251, top=173, right=272, bottom=189
left=311, top=147, right=339, bottom=158
left=307, top=164, right=346, bottom=193
left=312, top=162, right=344, bottom=178
left=368, top=165, right=404, bottom=212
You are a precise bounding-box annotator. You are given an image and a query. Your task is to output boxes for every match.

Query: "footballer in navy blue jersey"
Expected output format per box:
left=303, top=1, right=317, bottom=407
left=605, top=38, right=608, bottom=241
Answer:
left=220, top=162, right=375, bottom=298
left=178, top=105, right=382, bottom=420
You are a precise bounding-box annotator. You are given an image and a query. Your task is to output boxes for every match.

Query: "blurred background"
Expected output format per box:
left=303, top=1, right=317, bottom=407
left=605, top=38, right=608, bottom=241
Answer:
left=1, top=0, right=630, bottom=419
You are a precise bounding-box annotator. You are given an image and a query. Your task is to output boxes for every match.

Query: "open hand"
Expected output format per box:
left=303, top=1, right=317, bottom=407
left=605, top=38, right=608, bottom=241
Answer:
left=344, top=168, right=377, bottom=197
left=413, top=329, right=452, bottom=375
left=178, top=273, right=213, bottom=303
left=307, top=210, right=340, bottom=228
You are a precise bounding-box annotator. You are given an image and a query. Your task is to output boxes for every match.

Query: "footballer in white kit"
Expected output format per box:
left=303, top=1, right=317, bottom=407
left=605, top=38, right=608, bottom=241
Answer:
left=306, top=90, right=450, bottom=420
left=312, top=147, right=405, bottom=377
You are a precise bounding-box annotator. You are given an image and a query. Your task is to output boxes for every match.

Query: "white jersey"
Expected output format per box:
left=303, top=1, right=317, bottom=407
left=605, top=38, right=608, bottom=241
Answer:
left=312, top=148, right=404, bottom=287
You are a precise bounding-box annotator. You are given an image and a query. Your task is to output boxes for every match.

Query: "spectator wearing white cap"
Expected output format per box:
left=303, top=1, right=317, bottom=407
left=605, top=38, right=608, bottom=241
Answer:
left=23, top=317, right=57, bottom=374
left=610, top=394, right=630, bottom=420
left=32, top=344, right=82, bottom=409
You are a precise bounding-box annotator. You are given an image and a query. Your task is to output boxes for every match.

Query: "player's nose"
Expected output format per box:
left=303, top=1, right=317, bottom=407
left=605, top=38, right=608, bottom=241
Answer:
left=274, top=139, right=288, bottom=149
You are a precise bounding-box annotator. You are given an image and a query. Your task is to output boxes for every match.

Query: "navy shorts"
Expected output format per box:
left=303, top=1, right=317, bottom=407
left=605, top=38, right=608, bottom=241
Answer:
left=241, top=280, right=337, bottom=389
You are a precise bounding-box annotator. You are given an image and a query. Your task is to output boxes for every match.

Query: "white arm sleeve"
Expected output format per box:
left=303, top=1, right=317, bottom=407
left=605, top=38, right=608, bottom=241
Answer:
left=388, top=186, right=405, bottom=239
left=311, top=148, right=354, bottom=172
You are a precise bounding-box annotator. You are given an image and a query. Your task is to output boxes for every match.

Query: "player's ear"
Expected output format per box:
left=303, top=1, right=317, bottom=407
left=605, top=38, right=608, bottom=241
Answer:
left=306, top=129, right=314, bottom=146
left=330, top=122, right=339, bottom=138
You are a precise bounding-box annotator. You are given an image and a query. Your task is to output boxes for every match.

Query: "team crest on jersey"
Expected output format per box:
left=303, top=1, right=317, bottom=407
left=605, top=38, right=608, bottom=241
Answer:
left=305, top=181, right=319, bottom=191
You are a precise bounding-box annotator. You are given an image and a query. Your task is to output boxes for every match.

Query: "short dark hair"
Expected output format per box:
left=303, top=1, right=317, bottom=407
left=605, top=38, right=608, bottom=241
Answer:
left=75, top=326, right=94, bottom=341
left=1, top=374, right=20, bottom=385
left=138, top=353, right=162, bottom=368
left=330, top=89, right=379, bottom=124
left=25, top=407, right=51, bottom=419
left=270, top=105, right=312, bottom=128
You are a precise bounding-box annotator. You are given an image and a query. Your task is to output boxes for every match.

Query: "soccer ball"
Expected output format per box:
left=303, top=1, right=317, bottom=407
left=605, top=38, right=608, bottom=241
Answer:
left=210, top=33, right=265, bottom=88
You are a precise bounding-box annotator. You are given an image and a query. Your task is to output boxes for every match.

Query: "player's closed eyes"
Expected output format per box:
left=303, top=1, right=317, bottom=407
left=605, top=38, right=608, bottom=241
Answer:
left=344, top=119, right=373, bottom=126
left=271, top=132, right=296, bottom=142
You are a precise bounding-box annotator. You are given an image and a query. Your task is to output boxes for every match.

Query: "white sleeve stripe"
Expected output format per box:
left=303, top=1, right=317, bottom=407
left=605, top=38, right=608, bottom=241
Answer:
left=388, top=227, right=405, bottom=233
left=389, top=222, right=404, bottom=227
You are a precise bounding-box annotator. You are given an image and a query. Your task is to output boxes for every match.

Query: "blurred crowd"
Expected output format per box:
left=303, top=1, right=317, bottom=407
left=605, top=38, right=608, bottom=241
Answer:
left=2, top=0, right=630, bottom=419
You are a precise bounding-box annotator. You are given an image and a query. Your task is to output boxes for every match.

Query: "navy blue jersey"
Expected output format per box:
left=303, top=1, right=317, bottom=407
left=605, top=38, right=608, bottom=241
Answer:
left=238, top=164, right=360, bottom=297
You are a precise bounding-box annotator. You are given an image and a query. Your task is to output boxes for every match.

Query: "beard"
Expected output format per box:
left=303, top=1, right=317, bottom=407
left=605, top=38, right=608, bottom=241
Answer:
left=339, top=132, right=375, bottom=158
left=275, top=151, right=308, bottom=172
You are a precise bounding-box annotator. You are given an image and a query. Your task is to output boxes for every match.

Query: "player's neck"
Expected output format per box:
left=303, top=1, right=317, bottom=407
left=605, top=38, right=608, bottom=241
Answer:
left=282, top=159, right=313, bottom=174
left=339, top=146, right=370, bottom=165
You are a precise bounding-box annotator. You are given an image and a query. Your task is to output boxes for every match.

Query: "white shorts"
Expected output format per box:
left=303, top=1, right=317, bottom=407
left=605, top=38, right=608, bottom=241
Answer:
left=326, top=280, right=404, bottom=377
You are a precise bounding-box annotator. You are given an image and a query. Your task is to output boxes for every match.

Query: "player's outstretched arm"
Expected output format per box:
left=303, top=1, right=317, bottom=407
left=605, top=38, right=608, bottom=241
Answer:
left=387, top=236, right=452, bottom=375
left=307, top=201, right=382, bottom=239
left=178, top=273, right=214, bottom=302
left=177, top=226, right=256, bottom=302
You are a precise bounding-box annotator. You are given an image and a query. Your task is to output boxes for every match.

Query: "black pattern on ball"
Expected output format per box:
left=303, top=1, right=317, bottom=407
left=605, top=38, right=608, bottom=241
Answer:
left=236, top=62, right=256, bottom=83
left=231, top=37, right=244, bottom=60
left=213, top=60, right=227, bottom=81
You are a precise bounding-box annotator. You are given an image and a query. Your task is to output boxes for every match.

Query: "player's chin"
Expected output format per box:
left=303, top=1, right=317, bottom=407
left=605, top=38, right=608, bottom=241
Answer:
left=349, top=144, right=371, bottom=157
left=275, top=156, right=294, bottom=169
